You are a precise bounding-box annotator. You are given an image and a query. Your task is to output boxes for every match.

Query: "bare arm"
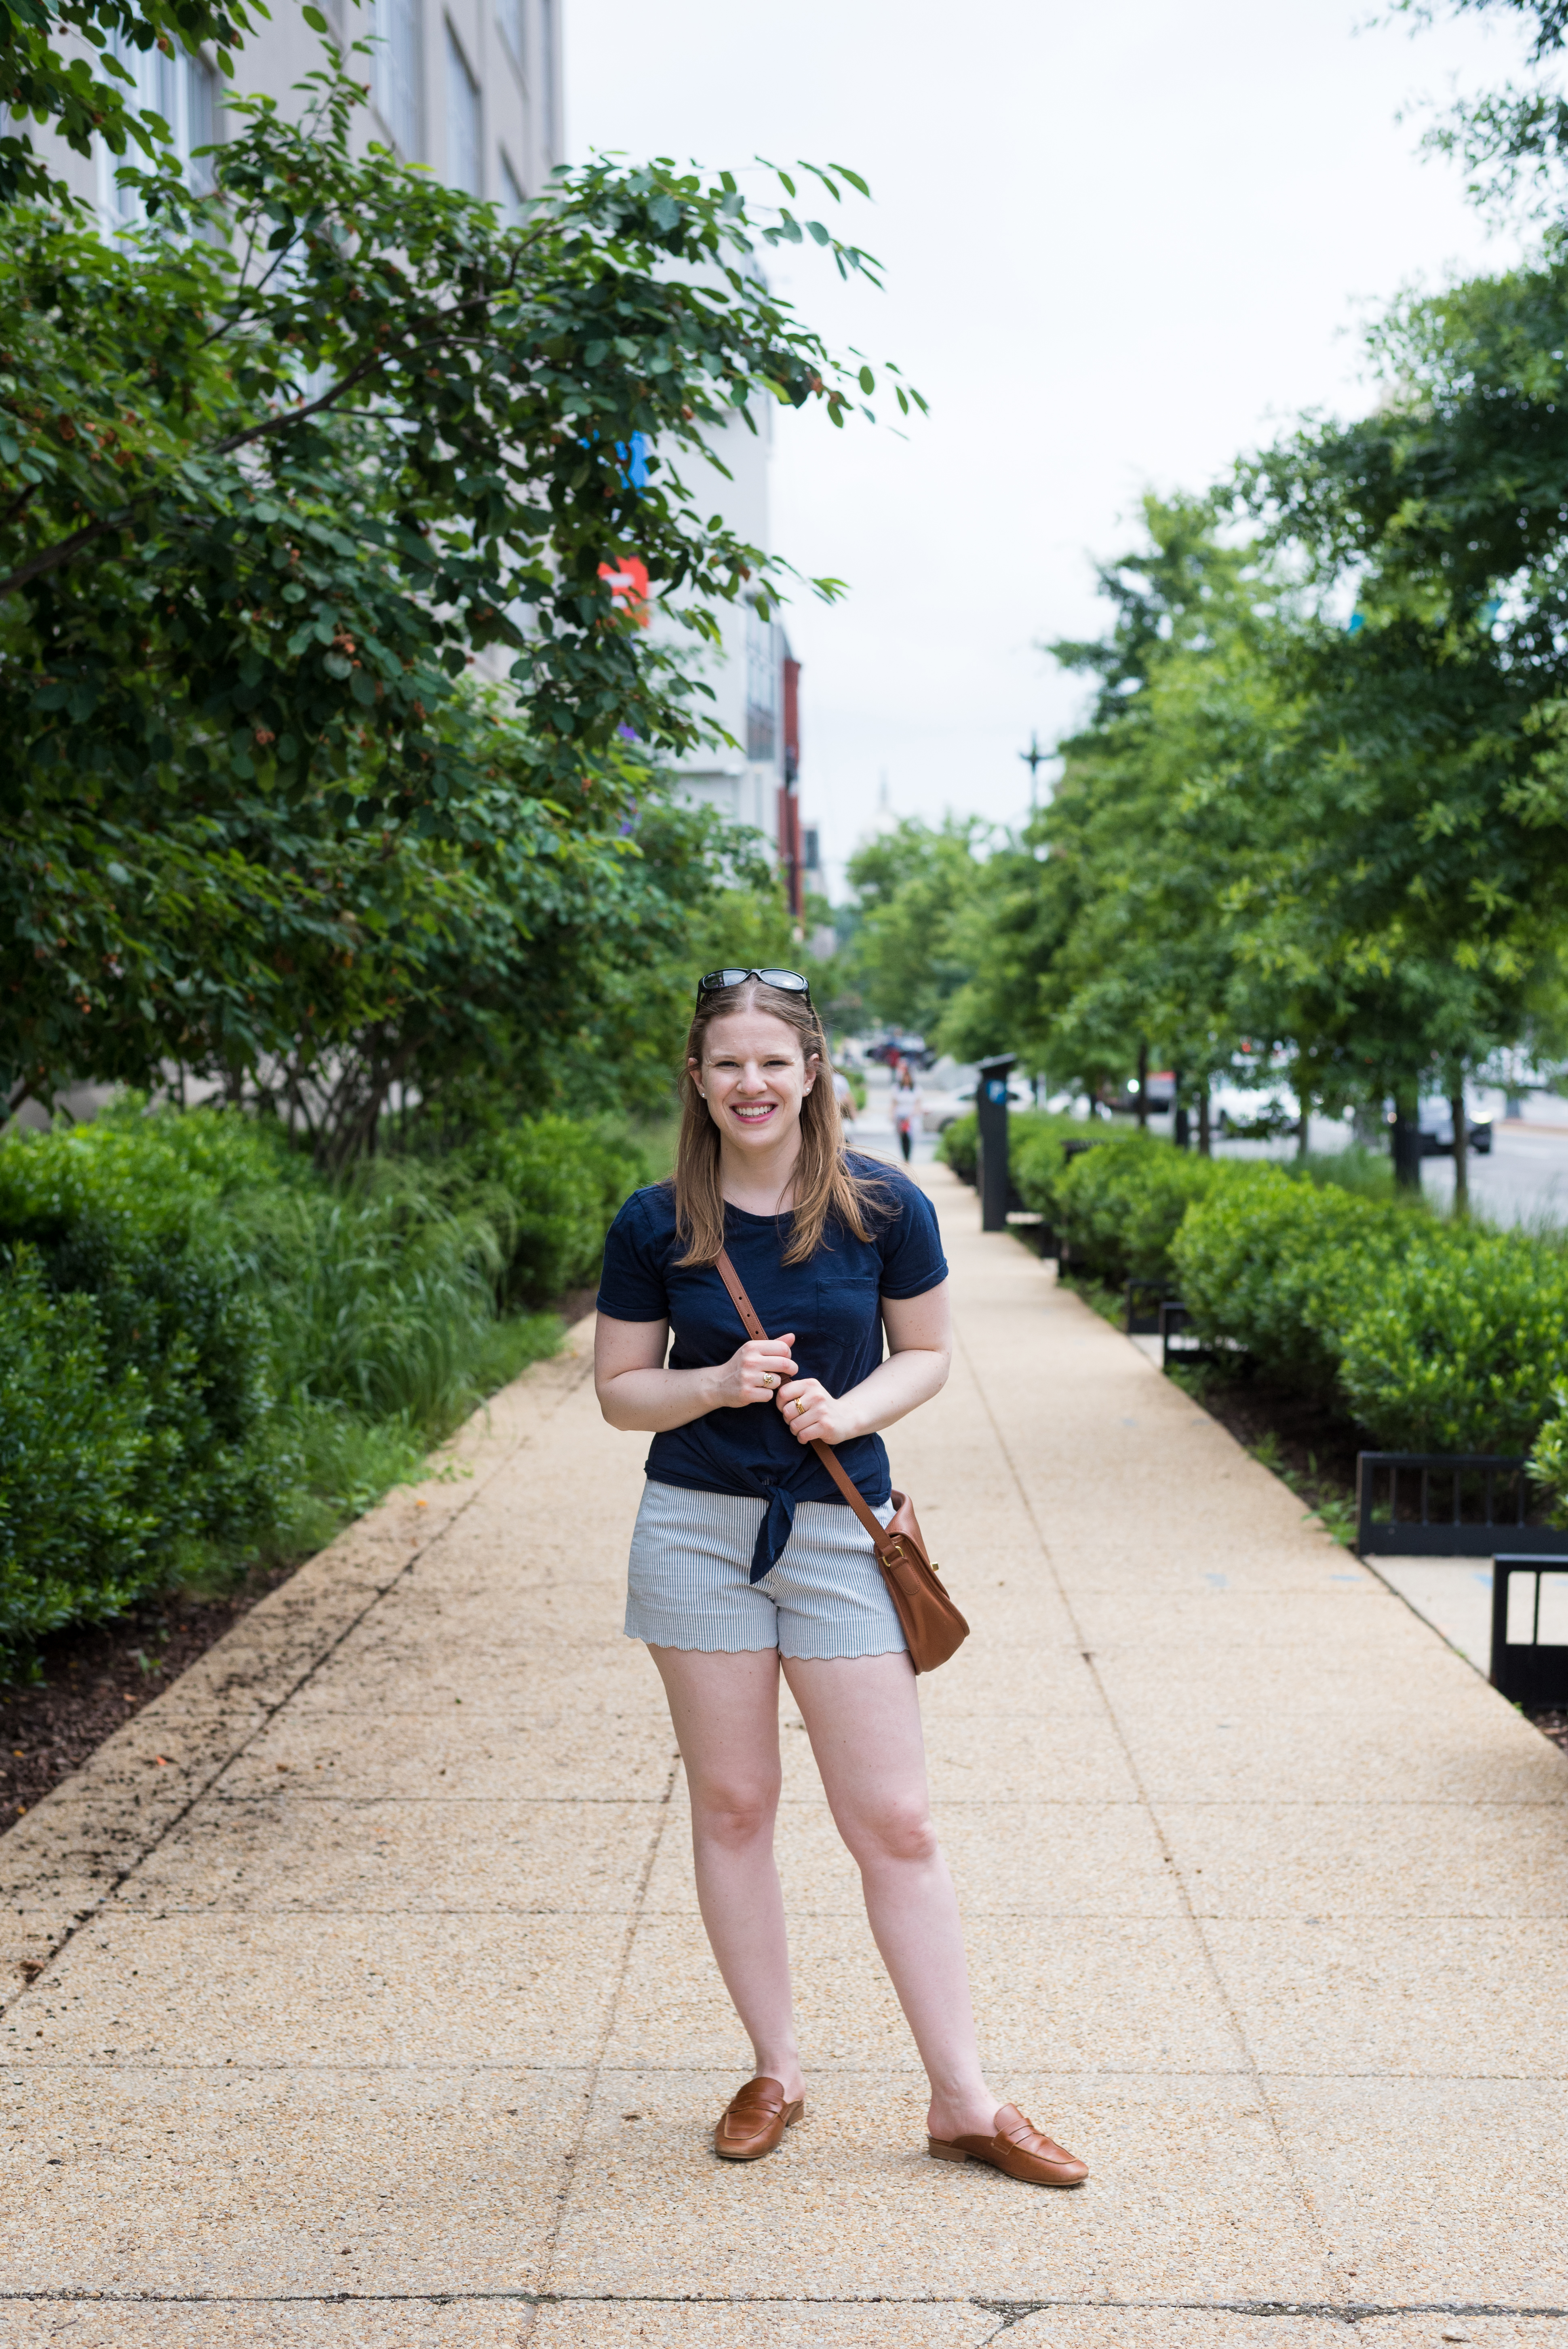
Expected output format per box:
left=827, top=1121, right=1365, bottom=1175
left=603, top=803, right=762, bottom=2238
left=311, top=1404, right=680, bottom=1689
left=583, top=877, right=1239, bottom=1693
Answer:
left=774, top=1279, right=952, bottom=1450
left=594, top=1314, right=801, bottom=1433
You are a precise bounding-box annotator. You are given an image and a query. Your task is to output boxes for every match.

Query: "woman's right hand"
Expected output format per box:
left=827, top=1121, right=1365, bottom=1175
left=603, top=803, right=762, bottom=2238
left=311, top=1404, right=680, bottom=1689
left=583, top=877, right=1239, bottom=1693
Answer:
left=710, top=1334, right=797, bottom=1409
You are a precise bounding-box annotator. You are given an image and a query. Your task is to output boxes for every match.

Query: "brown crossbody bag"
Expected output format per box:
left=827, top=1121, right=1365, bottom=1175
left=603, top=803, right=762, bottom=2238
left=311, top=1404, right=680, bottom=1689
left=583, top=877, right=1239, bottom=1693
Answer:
left=713, top=1247, right=969, bottom=1675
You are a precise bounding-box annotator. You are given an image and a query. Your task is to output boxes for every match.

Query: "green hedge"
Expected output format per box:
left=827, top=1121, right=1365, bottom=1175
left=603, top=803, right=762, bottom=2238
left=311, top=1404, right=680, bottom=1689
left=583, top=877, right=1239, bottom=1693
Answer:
left=458, top=1115, right=650, bottom=1307
left=1338, top=1231, right=1568, bottom=1454
left=937, top=1108, right=1089, bottom=1199
left=1047, top=1135, right=1229, bottom=1287
left=1170, top=1160, right=1568, bottom=1457
left=0, top=1104, right=648, bottom=1669
left=963, top=1121, right=1568, bottom=1466
left=1171, top=1166, right=1420, bottom=1394
left=936, top=1112, right=979, bottom=1182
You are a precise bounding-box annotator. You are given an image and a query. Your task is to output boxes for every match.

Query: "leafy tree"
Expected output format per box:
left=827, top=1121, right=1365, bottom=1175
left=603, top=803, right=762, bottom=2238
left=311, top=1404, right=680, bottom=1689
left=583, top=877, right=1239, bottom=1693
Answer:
left=0, top=56, right=918, bottom=1128
left=1237, top=250, right=1568, bottom=1170
left=0, top=0, right=257, bottom=207
left=841, top=815, right=992, bottom=1037
left=944, top=500, right=1300, bottom=1120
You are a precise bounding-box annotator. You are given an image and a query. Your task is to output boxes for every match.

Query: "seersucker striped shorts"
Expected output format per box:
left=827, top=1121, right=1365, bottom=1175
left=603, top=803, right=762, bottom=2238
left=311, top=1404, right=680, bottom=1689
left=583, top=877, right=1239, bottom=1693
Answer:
left=624, top=1479, right=906, bottom=1659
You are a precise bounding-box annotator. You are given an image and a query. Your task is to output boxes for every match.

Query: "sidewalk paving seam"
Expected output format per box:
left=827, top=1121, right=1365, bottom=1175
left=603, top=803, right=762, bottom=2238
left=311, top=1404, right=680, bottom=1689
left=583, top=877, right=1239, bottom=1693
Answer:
left=950, top=1282, right=1338, bottom=2286
left=527, top=1742, right=683, bottom=2341
left=0, top=1341, right=597, bottom=2022
left=1, top=2288, right=1564, bottom=2317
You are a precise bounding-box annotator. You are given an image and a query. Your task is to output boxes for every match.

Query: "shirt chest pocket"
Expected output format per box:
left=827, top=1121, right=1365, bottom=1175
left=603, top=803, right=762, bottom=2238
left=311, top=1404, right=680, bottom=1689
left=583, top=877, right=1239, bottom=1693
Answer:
left=810, top=1274, right=883, bottom=1364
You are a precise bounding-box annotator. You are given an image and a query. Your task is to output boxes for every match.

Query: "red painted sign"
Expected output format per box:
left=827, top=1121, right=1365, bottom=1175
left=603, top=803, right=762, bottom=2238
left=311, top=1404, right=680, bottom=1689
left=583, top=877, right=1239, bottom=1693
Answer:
left=598, top=555, right=651, bottom=627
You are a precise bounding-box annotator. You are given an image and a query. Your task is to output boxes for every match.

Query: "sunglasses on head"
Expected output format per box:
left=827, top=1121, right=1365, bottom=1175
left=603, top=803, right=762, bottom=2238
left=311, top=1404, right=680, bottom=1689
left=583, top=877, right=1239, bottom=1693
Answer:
left=696, top=968, right=812, bottom=1005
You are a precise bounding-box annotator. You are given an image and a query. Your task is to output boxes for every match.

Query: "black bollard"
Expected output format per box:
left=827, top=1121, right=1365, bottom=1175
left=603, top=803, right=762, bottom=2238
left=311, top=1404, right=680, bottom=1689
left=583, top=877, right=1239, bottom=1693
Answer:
left=976, top=1053, right=1016, bottom=1232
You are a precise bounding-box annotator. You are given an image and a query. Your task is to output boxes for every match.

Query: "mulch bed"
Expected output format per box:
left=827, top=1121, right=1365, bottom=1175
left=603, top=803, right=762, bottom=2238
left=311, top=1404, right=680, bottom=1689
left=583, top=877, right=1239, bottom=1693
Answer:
left=2, top=1566, right=295, bottom=1826
left=1179, top=1366, right=1364, bottom=1506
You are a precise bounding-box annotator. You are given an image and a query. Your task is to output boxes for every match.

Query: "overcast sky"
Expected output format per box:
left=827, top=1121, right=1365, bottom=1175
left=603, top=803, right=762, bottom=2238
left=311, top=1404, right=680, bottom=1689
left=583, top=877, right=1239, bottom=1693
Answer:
left=565, top=0, right=1535, bottom=894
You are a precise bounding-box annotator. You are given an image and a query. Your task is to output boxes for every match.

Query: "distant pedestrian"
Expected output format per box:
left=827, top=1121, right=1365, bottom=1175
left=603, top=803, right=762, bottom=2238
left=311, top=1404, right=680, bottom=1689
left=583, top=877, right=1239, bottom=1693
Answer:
left=592, top=968, right=1087, bottom=2187
left=832, top=1066, right=856, bottom=1125
left=891, top=1069, right=921, bottom=1164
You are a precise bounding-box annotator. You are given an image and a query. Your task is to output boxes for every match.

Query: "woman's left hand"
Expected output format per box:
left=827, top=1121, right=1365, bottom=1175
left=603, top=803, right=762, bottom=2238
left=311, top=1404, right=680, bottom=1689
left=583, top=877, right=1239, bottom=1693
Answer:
left=775, top=1377, right=854, bottom=1446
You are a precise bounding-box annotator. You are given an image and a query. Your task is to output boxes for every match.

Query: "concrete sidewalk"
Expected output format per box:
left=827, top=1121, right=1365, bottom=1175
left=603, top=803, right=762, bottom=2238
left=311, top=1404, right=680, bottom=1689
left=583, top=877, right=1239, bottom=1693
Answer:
left=2, top=1165, right=1566, bottom=2346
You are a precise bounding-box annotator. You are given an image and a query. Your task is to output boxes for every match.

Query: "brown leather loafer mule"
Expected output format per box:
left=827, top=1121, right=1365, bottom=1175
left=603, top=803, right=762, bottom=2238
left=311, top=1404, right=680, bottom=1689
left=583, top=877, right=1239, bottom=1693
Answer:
left=714, top=2076, right=805, bottom=2161
left=928, top=2102, right=1088, bottom=2186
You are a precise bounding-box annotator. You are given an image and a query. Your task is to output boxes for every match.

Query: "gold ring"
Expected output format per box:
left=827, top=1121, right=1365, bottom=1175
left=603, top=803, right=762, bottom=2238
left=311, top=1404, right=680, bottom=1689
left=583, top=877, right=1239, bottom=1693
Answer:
left=795, top=1397, right=806, bottom=1415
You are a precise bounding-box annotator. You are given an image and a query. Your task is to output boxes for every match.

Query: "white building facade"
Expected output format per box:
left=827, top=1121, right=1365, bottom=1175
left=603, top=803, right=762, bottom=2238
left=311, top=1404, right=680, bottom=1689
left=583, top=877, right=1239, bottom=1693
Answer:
left=658, top=405, right=809, bottom=916
left=38, top=0, right=561, bottom=218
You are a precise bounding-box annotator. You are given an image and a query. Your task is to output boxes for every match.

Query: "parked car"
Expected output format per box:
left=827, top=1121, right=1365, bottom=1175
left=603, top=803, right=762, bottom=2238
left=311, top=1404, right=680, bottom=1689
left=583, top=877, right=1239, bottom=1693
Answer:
left=1410, top=1096, right=1494, bottom=1157
left=1106, top=1070, right=1176, bottom=1117
left=1213, top=1084, right=1301, bottom=1141
left=866, top=1031, right=934, bottom=1071
left=919, top=1073, right=1033, bottom=1134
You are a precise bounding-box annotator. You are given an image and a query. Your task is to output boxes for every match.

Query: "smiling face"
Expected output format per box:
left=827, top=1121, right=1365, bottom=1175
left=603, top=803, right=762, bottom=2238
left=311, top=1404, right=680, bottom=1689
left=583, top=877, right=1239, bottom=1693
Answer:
left=691, top=1006, right=818, bottom=1161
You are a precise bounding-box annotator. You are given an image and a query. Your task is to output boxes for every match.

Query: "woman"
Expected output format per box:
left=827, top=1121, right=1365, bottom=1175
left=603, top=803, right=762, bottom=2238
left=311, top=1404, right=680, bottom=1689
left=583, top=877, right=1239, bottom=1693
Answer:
left=889, top=1063, right=921, bottom=1165
left=593, top=968, right=1087, bottom=2186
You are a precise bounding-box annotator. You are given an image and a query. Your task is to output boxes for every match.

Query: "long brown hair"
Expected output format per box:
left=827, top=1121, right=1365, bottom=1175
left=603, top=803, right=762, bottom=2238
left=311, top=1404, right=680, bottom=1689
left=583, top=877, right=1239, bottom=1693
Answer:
left=673, top=978, right=889, bottom=1267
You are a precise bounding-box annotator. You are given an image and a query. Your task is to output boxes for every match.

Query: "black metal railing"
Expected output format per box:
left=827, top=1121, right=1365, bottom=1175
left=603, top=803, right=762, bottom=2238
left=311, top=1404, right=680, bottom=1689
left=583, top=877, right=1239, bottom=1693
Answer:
left=1157, top=1299, right=1241, bottom=1370
left=1355, top=1452, right=1561, bottom=1558
left=1124, top=1276, right=1164, bottom=1335
left=1490, top=1554, right=1568, bottom=1707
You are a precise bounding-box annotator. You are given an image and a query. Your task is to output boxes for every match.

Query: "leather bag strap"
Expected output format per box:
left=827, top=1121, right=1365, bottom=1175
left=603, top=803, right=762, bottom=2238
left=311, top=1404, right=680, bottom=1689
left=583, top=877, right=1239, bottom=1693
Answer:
left=712, top=1246, right=892, bottom=1552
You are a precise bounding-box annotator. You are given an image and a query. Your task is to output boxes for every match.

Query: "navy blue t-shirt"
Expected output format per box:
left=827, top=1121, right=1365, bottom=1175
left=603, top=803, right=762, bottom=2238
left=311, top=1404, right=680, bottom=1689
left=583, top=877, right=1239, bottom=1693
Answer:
left=595, top=1156, right=948, bottom=1544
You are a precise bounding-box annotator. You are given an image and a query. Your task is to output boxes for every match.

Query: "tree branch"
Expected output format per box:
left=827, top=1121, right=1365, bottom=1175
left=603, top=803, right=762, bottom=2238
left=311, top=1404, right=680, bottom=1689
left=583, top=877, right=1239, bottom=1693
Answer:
left=0, top=507, right=129, bottom=599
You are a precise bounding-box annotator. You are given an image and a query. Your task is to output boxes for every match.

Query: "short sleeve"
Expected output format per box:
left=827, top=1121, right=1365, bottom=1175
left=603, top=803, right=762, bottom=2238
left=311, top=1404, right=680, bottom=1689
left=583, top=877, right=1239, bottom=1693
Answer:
left=876, top=1178, right=949, bottom=1299
left=595, top=1191, right=671, bottom=1322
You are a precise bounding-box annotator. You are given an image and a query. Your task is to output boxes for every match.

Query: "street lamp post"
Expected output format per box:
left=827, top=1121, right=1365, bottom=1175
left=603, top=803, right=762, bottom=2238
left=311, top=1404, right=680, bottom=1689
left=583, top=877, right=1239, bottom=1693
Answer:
left=1019, top=733, right=1047, bottom=814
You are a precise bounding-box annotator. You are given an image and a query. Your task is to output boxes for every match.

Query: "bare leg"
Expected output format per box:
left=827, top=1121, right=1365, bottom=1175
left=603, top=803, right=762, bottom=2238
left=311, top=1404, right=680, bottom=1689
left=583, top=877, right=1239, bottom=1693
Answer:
left=784, top=1650, right=997, bottom=2139
left=647, top=1645, right=803, bottom=2100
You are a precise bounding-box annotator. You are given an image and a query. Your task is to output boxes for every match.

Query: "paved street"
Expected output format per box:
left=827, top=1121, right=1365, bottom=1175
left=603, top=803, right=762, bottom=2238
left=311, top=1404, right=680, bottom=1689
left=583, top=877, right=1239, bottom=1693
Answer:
left=2, top=1167, right=1565, bottom=2345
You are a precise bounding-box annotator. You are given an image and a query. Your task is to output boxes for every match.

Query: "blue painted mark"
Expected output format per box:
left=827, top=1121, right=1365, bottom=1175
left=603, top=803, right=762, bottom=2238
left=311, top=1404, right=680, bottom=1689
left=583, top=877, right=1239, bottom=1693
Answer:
left=1473, top=1571, right=1494, bottom=1590
left=1206, top=1573, right=1229, bottom=1589
left=615, top=430, right=651, bottom=489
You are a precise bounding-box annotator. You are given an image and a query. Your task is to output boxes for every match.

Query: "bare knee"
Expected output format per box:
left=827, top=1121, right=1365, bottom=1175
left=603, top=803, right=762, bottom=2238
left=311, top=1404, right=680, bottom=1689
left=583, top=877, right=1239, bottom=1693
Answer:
left=690, top=1776, right=780, bottom=1851
left=842, top=1800, right=940, bottom=1870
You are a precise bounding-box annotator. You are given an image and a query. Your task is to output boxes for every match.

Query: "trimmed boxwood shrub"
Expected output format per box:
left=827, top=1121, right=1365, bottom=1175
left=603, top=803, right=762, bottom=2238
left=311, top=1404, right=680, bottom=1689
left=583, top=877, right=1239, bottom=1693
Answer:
left=1174, top=1158, right=1568, bottom=1455
left=1338, top=1231, right=1568, bottom=1453
left=1050, top=1134, right=1232, bottom=1287
left=936, top=1112, right=978, bottom=1183
left=938, top=1108, right=1089, bottom=1204
left=1171, top=1166, right=1423, bottom=1394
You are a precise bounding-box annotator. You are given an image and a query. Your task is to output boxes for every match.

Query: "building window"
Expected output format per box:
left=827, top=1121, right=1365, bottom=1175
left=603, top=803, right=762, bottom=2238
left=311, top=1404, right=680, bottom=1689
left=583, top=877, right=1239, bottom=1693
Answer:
left=185, top=54, right=217, bottom=191
left=539, top=0, right=557, bottom=160
left=99, top=38, right=219, bottom=216
left=372, top=0, right=423, bottom=158
left=745, top=602, right=778, bottom=764
left=496, top=0, right=524, bottom=73
left=499, top=148, right=526, bottom=221
left=445, top=20, right=481, bottom=194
